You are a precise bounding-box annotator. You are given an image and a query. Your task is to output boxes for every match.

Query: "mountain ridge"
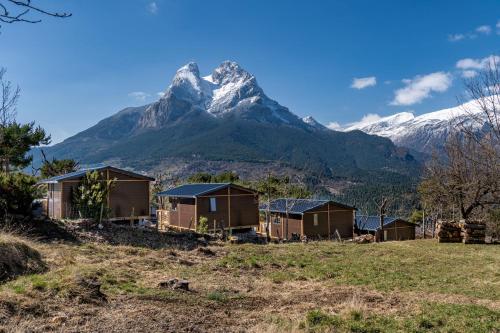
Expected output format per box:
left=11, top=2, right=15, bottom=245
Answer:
left=36, top=61, right=420, bottom=210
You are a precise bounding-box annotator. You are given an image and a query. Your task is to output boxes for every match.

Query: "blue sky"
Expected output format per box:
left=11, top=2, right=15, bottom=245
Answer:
left=0, top=0, right=499, bottom=143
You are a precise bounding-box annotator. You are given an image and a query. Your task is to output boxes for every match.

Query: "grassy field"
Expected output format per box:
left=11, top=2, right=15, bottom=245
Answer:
left=0, top=231, right=498, bottom=332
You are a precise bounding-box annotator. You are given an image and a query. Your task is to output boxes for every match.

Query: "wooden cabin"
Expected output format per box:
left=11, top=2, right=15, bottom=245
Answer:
left=156, top=183, right=259, bottom=232
left=39, top=166, right=154, bottom=220
left=355, top=215, right=416, bottom=241
left=259, top=199, right=356, bottom=240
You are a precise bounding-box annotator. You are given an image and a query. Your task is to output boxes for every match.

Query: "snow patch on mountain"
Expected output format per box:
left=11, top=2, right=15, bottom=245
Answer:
left=302, top=116, right=325, bottom=129
left=140, top=61, right=304, bottom=128
left=338, top=99, right=486, bottom=152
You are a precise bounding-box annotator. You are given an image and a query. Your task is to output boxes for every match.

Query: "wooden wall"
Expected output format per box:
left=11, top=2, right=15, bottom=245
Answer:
left=303, top=203, right=354, bottom=239
left=268, top=212, right=302, bottom=239
left=52, top=168, right=151, bottom=219
left=165, top=185, right=259, bottom=231
left=377, top=220, right=416, bottom=241
left=197, top=186, right=259, bottom=230
left=47, top=183, right=62, bottom=219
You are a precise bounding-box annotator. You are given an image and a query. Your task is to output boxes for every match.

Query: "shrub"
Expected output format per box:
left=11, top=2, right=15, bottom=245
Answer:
left=197, top=216, right=208, bottom=234
left=72, top=170, right=115, bottom=221
left=0, top=172, right=39, bottom=217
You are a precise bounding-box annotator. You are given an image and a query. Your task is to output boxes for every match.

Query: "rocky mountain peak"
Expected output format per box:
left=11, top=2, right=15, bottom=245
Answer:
left=210, top=61, right=252, bottom=86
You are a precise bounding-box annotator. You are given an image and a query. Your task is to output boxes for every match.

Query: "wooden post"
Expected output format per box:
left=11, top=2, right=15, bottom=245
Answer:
left=106, top=169, right=110, bottom=211
left=228, top=186, right=231, bottom=234
left=178, top=199, right=181, bottom=228
left=228, top=186, right=231, bottom=227
left=301, top=215, right=304, bottom=238
left=327, top=202, right=331, bottom=240
left=194, top=197, right=198, bottom=231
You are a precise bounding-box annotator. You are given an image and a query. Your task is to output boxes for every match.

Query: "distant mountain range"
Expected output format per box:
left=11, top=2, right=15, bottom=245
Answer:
left=337, top=99, right=485, bottom=153
left=35, top=61, right=423, bottom=213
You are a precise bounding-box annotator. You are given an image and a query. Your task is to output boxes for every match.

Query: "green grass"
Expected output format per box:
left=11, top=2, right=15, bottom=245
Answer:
left=218, top=240, right=500, bottom=300
left=1, top=235, right=498, bottom=332
left=294, top=302, right=500, bottom=333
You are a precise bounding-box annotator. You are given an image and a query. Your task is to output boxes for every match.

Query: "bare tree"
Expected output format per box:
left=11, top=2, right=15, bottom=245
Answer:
left=0, top=0, right=70, bottom=26
left=0, top=67, right=19, bottom=126
left=420, top=59, right=500, bottom=222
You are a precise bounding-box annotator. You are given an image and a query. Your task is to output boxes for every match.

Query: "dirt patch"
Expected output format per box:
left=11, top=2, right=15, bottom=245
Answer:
left=0, top=234, right=47, bottom=282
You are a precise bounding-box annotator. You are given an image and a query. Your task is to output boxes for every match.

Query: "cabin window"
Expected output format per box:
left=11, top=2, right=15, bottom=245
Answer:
left=313, top=214, right=319, bottom=226
left=383, top=230, right=388, bottom=241
left=209, top=197, right=217, bottom=212
left=273, top=215, right=281, bottom=224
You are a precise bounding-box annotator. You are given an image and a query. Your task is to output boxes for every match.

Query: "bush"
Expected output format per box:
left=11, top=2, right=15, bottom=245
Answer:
left=72, top=171, right=114, bottom=221
left=0, top=172, right=39, bottom=217
left=197, top=216, right=208, bottom=234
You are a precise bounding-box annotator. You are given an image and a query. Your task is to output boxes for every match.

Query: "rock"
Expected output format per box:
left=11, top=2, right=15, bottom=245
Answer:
left=158, top=278, right=189, bottom=291
left=354, top=234, right=374, bottom=244
left=197, top=247, right=215, bottom=256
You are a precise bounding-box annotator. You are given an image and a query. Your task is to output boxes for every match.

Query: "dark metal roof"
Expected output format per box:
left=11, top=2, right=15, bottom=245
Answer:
left=259, top=198, right=354, bottom=215
left=157, top=183, right=232, bottom=198
left=355, top=215, right=405, bottom=231
left=39, top=165, right=154, bottom=184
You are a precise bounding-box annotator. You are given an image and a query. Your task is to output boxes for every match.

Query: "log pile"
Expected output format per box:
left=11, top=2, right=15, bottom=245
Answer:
left=460, top=221, right=486, bottom=244
left=436, top=221, right=462, bottom=243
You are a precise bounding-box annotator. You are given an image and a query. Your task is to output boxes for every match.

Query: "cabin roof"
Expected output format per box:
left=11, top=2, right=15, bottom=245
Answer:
left=259, top=198, right=355, bottom=215
left=157, top=183, right=256, bottom=198
left=38, top=165, right=154, bottom=184
left=355, top=215, right=409, bottom=231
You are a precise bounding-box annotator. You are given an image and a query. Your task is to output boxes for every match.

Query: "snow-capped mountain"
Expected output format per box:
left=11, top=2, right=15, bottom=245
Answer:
left=340, top=100, right=485, bottom=153
left=37, top=60, right=419, bottom=183
left=139, top=61, right=303, bottom=129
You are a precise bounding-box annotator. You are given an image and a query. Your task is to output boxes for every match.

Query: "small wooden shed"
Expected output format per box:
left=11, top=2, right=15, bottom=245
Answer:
left=355, top=215, right=416, bottom=241
left=259, top=199, right=356, bottom=240
left=156, top=183, right=259, bottom=232
left=39, top=165, right=154, bottom=220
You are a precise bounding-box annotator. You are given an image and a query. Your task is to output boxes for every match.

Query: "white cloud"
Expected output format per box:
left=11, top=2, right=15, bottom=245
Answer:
left=148, top=2, right=158, bottom=14
left=157, top=91, right=165, bottom=98
left=461, top=70, right=478, bottom=79
left=476, top=25, right=492, bottom=35
left=350, top=76, right=377, bottom=89
left=449, top=22, right=498, bottom=41
left=448, top=33, right=465, bottom=42
left=476, top=25, right=491, bottom=35
left=326, top=122, right=341, bottom=130
left=390, top=72, right=452, bottom=106
left=356, top=113, right=381, bottom=125
left=128, top=91, right=151, bottom=101
left=456, top=55, right=500, bottom=70
left=336, top=113, right=383, bottom=131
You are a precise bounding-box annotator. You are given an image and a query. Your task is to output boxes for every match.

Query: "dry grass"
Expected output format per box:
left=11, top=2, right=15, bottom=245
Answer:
left=0, top=232, right=498, bottom=332
left=0, top=233, right=46, bottom=283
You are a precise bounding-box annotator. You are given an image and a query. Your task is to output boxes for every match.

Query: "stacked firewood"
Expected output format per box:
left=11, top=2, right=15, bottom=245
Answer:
left=436, top=221, right=462, bottom=243
left=460, top=221, right=486, bottom=244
